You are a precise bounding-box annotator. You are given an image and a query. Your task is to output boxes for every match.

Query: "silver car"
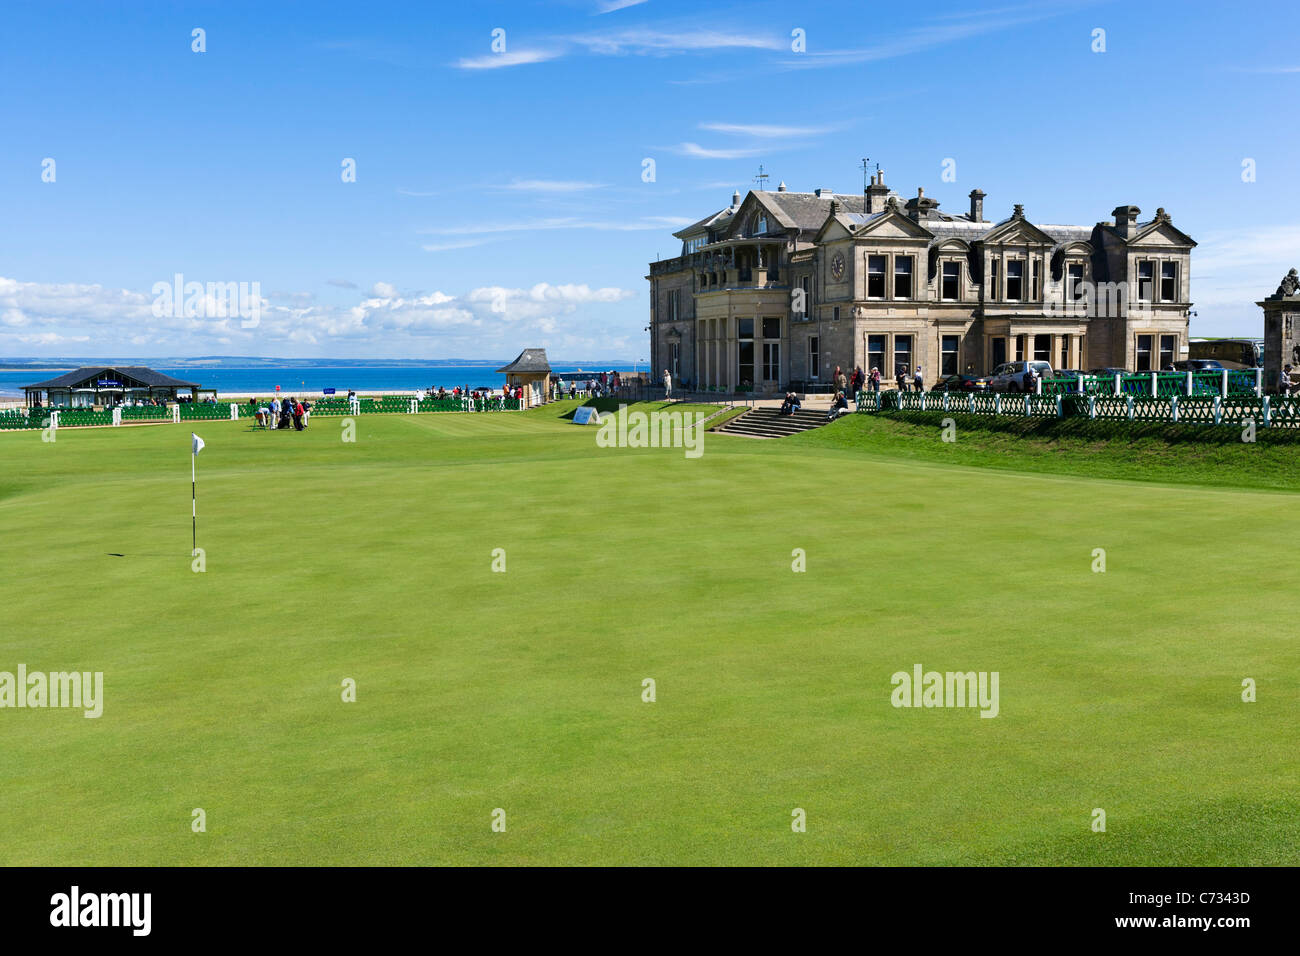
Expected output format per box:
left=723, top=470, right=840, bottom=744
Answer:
left=988, top=361, right=1053, bottom=392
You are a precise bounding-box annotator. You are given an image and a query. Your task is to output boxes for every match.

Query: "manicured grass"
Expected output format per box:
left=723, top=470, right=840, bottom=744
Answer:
left=1, top=404, right=1296, bottom=865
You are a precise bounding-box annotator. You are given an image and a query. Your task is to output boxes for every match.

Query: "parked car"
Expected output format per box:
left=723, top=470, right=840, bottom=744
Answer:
left=930, top=373, right=991, bottom=392
left=1171, top=359, right=1227, bottom=372
left=1089, top=367, right=1128, bottom=378
left=988, top=361, right=1052, bottom=392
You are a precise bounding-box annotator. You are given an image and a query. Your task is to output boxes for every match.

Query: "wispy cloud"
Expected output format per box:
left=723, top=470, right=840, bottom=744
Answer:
left=455, top=49, right=562, bottom=70
left=455, top=22, right=783, bottom=71
left=699, top=121, right=846, bottom=138
left=421, top=238, right=501, bottom=253
left=421, top=215, right=692, bottom=237
left=397, top=188, right=440, bottom=197
left=569, top=28, right=782, bottom=55
left=596, top=0, right=650, bottom=13
left=668, top=142, right=770, bottom=160
left=326, top=279, right=358, bottom=289
left=497, top=179, right=609, bottom=192
left=779, top=5, right=1068, bottom=70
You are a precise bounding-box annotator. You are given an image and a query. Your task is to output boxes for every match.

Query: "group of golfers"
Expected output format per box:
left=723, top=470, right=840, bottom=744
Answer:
left=252, top=396, right=310, bottom=431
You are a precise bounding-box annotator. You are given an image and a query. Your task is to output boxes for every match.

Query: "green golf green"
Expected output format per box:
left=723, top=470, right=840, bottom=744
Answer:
left=1, top=402, right=1296, bottom=865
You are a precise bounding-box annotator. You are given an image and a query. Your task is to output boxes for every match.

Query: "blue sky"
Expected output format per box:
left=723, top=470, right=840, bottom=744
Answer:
left=1, top=0, right=1296, bottom=360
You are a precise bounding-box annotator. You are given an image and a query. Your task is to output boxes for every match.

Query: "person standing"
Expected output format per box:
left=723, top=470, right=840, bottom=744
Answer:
left=835, top=366, right=847, bottom=396
left=896, top=366, right=908, bottom=393
left=870, top=367, right=881, bottom=393
left=1282, top=365, right=1293, bottom=397
left=913, top=365, right=924, bottom=392
left=663, top=369, right=672, bottom=400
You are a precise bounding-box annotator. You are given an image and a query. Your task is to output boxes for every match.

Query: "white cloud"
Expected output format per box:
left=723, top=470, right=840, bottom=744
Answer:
left=596, top=0, right=650, bottom=13
left=669, top=142, right=769, bottom=160
left=420, top=215, right=692, bottom=237
left=570, top=28, right=782, bottom=56
left=497, top=179, right=609, bottom=192
left=0, top=275, right=640, bottom=355
left=698, top=121, right=844, bottom=138
left=455, top=49, right=562, bottom=70
left=421, top=239, right=499, bottom=253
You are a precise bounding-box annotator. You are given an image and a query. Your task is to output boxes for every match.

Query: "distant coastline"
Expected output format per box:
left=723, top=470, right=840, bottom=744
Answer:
left=0, top=361, right=643, bottom=398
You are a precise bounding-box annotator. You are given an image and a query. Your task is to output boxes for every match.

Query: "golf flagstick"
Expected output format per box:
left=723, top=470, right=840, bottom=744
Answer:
left=191, top=433, right=205, bottom=553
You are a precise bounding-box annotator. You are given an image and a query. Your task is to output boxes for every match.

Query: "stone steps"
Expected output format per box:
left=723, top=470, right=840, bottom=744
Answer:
left=713, top=407, right=836, bottom=439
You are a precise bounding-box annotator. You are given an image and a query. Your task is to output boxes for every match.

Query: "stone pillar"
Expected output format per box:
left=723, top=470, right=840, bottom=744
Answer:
left=1258, top=275, right=1300, bottom=391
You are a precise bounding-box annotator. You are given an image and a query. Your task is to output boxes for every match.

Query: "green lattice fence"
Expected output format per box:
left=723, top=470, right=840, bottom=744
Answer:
left=120, top=406, right=171, bottom=421
left=0, top=409, right=42, bottom=430
left=179, top=403, right=234, bottom=420
left=53, top=409, right=114, bottom=427
left=853, top=386, right=1300, bottom=429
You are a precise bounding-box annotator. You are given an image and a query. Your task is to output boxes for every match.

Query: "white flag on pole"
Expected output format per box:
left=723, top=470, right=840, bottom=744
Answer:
left=192, top=433, right=205, bottom=455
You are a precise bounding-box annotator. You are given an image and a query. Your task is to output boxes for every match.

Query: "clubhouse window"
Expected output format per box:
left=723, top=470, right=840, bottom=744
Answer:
left=1160, top=262, right=1177, bottom=302
left=1031, top=259, right=1041, bottom=301
left=832, top=306, right=840, bottom=321
left=988, top=259, right=999, bottom=299
left=669, top=342, right=680, bottom=378
left=1006, top=260, right=1023, bottom=301
left=799, top=275, right=813, bottom=315
left=1015, top=335, right=1026, bottom=363
left=1060, top=334, right=1071, bottom=370
left=868, top=334, right=887, bottom=375
left=894, top=256, right=914, bottom=299
left=941, top=334, right=959, bottom=376
left=762, top=317, right=781, bottom=339
left=1159, top=334, right=1176, bottom=369
left=1034, top=334, right=1051, bottom=362
left=809, top=335, right=820, bottom=379
left=1136, top=334, right=1153, bottom=371
left=991, top=336, right=1008, bottom=367
left=867, top=255, right=886, bottom=298
left=1137, top=260, right=1154, bottom=302
left=762, top=342, right=780, bottom=381
left=893, top=335, right=913, bottom=375
left=738, top=318, right=754, bottom=386
left=941, top=261, right=960, bottom=300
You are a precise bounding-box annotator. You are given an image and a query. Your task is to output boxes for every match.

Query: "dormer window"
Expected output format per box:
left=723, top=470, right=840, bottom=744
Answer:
left=941, top=262, right=960, bottom=300
left=1067, top=263, right=1085, bottom=301
left=755, top=214, right=768, bottom=235
left=1006, top=260, right=1023, bottom=301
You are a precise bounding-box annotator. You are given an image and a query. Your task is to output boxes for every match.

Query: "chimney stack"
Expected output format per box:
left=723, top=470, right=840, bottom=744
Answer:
left=866, top=168, right=890, bottom=214
left=969, top=189, right=985, bottom=221
left=1112, top=205, right=1141, bottom=239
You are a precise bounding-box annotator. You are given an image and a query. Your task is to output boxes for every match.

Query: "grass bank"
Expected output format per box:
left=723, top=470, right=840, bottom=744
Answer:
left=796, top=411, right=1300, bottom=493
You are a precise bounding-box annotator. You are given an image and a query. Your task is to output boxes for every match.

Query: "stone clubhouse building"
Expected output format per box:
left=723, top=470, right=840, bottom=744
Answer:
left=647, top=169, right=1196, bottom=392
